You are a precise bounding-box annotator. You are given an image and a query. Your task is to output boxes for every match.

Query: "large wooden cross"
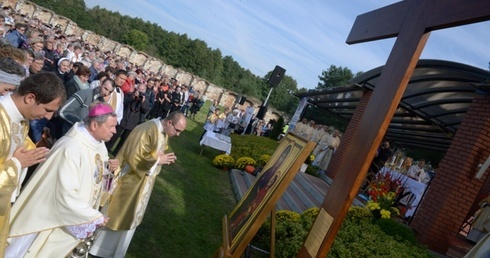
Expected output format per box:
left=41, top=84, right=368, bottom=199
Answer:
left=298, top=0, right=490, bottom=257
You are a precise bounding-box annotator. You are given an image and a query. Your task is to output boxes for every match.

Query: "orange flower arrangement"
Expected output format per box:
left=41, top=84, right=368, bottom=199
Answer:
left=366, top=172, right=403, bottom=219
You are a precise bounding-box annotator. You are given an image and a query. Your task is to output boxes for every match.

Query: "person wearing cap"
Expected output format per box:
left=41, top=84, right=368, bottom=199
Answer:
left=0, top=71, right=65, bottom=257
left=6, top=102, right=120, bottom=258
left=90, top=111, right=186, bottom=258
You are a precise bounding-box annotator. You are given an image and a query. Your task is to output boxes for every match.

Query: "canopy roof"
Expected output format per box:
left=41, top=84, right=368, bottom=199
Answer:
left=296, top=60, right=490, bottom=152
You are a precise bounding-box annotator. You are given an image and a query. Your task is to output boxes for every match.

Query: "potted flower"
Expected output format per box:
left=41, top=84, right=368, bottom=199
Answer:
left=366, top=172, right=403, bottom=219
left=236, top=157, right=256, bottom=174
left=212, top=154, right=235, bottom=170
left=300, top=154, right=315, bottom=173
left=257, top=154, right=271, bottom=166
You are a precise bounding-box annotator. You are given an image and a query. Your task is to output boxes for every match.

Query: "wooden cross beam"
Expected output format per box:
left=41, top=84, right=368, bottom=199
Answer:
left=298, top=0, right=490, bottom=257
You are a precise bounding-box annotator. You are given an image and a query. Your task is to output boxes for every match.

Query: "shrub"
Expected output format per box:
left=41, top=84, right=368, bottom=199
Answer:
left=252, top=208, right=436, bottom=258
left=346, top=206, right=373, bottom=223
left=275, top=210, right=301, bottom=223
left=305, top=165, right=319, bottom=177
left=230, top=134, right=279, bottom=161
left=257, top=154, right=271, bottom=166
left=253, top=210, right=305, bottom=258
left=235, top=157, right=256, bottom=169
left=212, top=154, right=235, bottom=169
left=301, top=207, right=319, bottom=230
left=374, top=219, right=418, bottom=245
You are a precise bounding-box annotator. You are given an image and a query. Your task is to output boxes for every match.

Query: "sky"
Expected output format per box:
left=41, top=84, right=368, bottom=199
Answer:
left=84, top=0, right=489, bottom=89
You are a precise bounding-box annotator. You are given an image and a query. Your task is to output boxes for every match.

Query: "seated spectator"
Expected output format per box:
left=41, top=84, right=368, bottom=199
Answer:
left=42, top=39, right=56, bottom=71
left=0, top=57, right=25, bottom=96
left=398, top=157, right=413, bottom=174
left=54, top=57, right=71, bottom=83
left=407, top=159, right=431, bottom=184
left=5, top=22, right=27, bottom=48
left=88, top=57, right=103, bottom=83
left=28, top=51, right=44, bottom=74
left=64, top=64, right=90, bottom=99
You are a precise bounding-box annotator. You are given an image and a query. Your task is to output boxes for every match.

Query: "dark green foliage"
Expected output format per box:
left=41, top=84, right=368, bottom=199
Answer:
left=317, top=65, right=354, bottom=89
left=304, top=165, right=320, bottom=177
left=374, top=219, right=419, bottom=245
left=268, top=116, right=284, bottom=140
left=253, top=208, right=436, bottom=258
left=345, top=206, right=373, bottom=223
left=300, top=207, right=319, bottom=231
left=255, top=211, right=307, bottom=258
left=121, top=29, right=149, bottom=51
left=229, top=134, right=279, bottom=161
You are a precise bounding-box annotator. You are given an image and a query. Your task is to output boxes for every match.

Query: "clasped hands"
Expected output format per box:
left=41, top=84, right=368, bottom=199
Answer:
left=157, top=152, right=177, bottom=165
left=106, top=159, right=119, bottom=173
left=14, top=146, right=49, bottom=168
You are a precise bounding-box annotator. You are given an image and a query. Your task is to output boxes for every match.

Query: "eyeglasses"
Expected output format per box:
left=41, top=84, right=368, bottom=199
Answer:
left=171, top=122, right=183, bottom=134
left=104, top=87, right=114, bottom=93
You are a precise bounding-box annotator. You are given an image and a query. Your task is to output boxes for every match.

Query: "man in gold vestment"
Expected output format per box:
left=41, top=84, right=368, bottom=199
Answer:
left=0, top=71, right=66, bottom=256
left=90, top=111, right=186, bottom=257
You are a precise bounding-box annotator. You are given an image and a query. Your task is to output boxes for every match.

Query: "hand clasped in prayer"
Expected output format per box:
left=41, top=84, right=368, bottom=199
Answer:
left=158, top=152, right=177, bottom=165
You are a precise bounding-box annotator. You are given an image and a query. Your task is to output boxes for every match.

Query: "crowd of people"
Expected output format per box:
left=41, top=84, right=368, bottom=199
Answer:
left=0, top=5, right=437, bottom=257
left=291, top=118, right=342, bottom=173
left=369, top=139, right=433, bottom=185
left=0, top=5, right=193, bottom=257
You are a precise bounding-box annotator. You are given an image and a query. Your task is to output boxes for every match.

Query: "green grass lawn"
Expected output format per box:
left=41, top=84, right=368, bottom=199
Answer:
left=125, top=102, right=238, bottom=258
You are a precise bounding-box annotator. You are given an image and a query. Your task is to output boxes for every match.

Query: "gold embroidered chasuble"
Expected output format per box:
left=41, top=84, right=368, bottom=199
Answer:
left=105, top=119, right=167, bottom=230
left=0, top=101, right=34, bottom=256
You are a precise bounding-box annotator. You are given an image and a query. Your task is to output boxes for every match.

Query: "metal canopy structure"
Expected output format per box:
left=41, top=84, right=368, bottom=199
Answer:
left=297, top=59, right=490, bottom=152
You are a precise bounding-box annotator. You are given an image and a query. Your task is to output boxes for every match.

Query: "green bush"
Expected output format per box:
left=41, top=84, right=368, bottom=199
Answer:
left=345, top=206, right=373, bottom=223
left=300, top=207, right=319, bottom=231
left=374, top=218, right=418, bottom=245
left=234, top=157, right=256, bottom=169
left=304, top=165, right=319, bottom=177
left=252, top=208, right=436, bottom=258
left=257, top=154, right=271, bottom=166
left=230, top=134, right=279, bottom=161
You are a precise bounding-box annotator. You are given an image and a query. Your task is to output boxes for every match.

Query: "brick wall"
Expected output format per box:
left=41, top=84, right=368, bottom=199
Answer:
left=411, top=94, right=490, bottom=254
left=325, top=89, right=372, bottom=179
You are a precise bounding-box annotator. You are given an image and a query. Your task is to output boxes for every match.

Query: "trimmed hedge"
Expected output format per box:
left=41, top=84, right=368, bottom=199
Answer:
left=230, top=134, right=279, bottom=161
left=251, top=208, right=435, bottom=258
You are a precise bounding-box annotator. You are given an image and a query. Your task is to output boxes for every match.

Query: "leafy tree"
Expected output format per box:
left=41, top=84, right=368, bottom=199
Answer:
left=121, top=29, right=149, bottom=51
left=317, top=65, right=354, bottom=89
left=262, top=72, right=299, bottom=114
